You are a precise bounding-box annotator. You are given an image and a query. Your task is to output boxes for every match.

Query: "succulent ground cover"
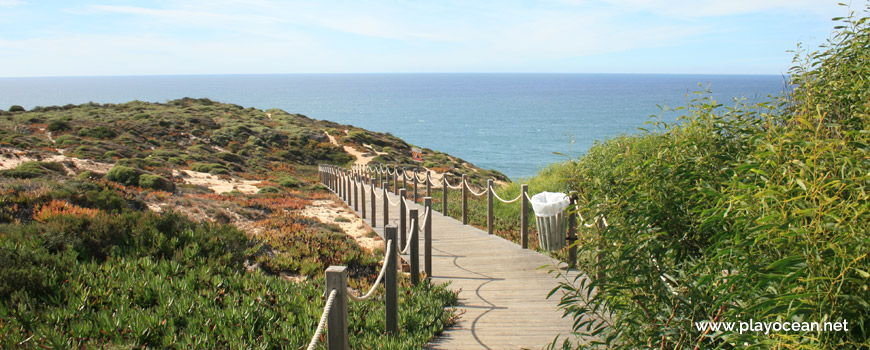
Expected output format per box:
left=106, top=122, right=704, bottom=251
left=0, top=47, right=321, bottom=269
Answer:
left=0, top=98, right=476, bottom=348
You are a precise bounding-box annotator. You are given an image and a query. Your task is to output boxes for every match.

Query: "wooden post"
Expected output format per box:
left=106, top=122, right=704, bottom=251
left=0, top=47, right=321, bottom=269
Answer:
left=382, top=182, right=389, bottom=227
left=400, top=167, right=406, bottom=195
left=370, top=182, right=376, bottom=227
left=336, top=170, right=341, bottom=198
left=568, top=197, right=577, bottom=269
left=345, top=172, right=350, bottom=203
left=409, top=208, right=419, bottom=285
left=424, top=197, right=432, bottom=278
left=521, top=184, right=529, bottom=249
left=442, top=177, right=448, bottom=216
left=399, top=189, right=407, bottom=250
left=325, top=266, right=349, bottom=350
left=461, top=174, right=468, bottom=225
left=385, top=226, right=398, bottom=334
left=487, top=179, right=494, bottom=235
left=413, top=167, right=419, bottom=203
left=426, top=171, right=431, bottom=198
left=361, top=178, right=366, bottom=219
left=339, top=171, right=345, bottom=201
left=393, top=166, right=398, bottom=195
left=353, top=175, right=359, bottom=212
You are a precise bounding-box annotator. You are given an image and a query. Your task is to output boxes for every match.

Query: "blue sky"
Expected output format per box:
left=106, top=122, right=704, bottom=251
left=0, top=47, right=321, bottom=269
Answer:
left=0, top=0, right=851, bottom=77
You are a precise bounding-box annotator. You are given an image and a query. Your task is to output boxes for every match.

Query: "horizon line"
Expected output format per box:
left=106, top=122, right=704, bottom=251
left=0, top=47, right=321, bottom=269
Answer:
left=0, top=71, right=790, bottom=79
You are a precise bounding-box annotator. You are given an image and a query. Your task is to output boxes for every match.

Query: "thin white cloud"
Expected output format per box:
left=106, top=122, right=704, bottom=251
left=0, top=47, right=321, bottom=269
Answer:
left=0, top=0, right=24, bottom=6
left=597, top=0, right=845, bottom=18
left=0, top=0, right=850, bottom=76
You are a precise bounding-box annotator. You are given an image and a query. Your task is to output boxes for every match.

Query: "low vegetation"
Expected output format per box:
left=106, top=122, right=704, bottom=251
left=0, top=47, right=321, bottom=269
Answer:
left=0, top=98, right=465, bottom=348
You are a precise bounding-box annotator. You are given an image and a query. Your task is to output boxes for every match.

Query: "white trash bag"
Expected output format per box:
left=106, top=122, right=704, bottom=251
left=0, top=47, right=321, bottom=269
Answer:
left=530, top=192, right=570, bottom=251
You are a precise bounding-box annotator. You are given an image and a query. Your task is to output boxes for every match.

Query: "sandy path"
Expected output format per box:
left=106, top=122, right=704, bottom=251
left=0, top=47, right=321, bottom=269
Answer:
left=300, top=199, right=383, bottom=252
left=324, top=131, right=377, bottom=166
left=0, top=147, right=261, bottom=195
left=172, top=169, right=260, bottom=194
left=0, top=148, right=113, bottom=175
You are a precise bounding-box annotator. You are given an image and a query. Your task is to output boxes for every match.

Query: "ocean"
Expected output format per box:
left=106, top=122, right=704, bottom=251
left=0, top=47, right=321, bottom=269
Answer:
left=0, top=74, right=787, bottom=179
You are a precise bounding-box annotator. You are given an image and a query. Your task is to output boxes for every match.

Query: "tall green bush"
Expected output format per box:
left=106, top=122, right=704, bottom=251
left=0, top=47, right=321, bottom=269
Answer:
left=551, top=5, right=870, bottom=349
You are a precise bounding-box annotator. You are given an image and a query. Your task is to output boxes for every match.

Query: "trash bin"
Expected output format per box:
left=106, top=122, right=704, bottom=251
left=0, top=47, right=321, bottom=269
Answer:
left=530, top=192, right=570, bottom=251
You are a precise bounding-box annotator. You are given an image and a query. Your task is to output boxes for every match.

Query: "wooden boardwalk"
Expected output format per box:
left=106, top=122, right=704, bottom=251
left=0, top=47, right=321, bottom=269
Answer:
left=344, top=189, right=587, bottom=350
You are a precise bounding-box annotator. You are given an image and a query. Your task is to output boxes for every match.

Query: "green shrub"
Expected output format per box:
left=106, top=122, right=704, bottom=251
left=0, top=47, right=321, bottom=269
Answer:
left=47, top=119, right=70, bottom=131
left=278, top=175, right=301, bottom=188
left=78, top=126, right=117, bottom=140
left=549, top=9, right=870, bottom=349
left=75, top=170, right=102, bottom=180
left=106, top=165, right=141, bottom=186
left=216, top=152, right=242, bottom=163
left=8, top=105, right=24, bottom=112
left=1, top=161, right=66, bottom=178
left=53, top=134, right=80, bottom=147
left=138, top=174, right=175, bottom=192
left=258, top=186, right=280, bottom=194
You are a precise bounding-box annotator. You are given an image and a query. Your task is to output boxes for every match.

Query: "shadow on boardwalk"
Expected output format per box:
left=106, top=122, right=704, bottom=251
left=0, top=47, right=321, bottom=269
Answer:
left=349, top=190, right=591, bottom=350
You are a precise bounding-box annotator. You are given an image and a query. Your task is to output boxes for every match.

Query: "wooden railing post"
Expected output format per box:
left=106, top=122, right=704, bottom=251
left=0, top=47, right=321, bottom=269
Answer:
left=325, top=266, right=348, bottom=350
left=409, top=208, right=419, bottom=285
left=370, top=181, right=376, bottom=227
left=461, top=174, right=468, bottom=225
left=399, top=189, right=407, bottom=250
left=400, top=167, right=406, bottom=194
left=353, top=175, right=359, bottom=212
left=360, top=177, right=366, bottom=219
left=393, top=166, right=398, bottom=195
left=521, top=184, right=529, bottom=249
left=382, top=182, right=389, bottom=226
left=487, top=179, right=494, bottom=235
left=424, top=197, right=432, bottom=278
left=413, top=166, right=419, bottom=203
left=426, top=171, right=431, bottom=198
left=344, top=171, right=350, bottom=203
left=442, top=177, right=448, bottom=216
left=384, top=226, right=399, bottom=334
left=338, top=170, right=343, bottom=199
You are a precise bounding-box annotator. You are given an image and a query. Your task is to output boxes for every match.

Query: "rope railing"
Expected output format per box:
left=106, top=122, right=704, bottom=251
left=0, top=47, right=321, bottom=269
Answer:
left=400, top=219, right=417, bottom=254
left=492, top=188, right=523, bottom=203
left=464, top=180, right=488, bottom=197
left=444, top=177, right=464, bottom=190
left=306, top=288, right=338, bottom=350
left=317, top=164, right=612, bottom=348
left=348, top=239, right=393, bottom=302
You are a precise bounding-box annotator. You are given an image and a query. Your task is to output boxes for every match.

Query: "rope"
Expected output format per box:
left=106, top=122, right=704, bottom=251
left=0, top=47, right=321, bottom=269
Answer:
left=400, top=218, right=417, bottom=254
left=306, top=289, right=338, bottom=350
left=417, top=208, right=429, bottom=231
left=386, top=195, right=401, bottom=207
left=445, top=177, right=464, bottom=190
left=373, top=188, right=384, bottom=199
left=465, top=180, right=488, bottom=197
left=578, top=212, right=609, bottom=228
left=348, top=239, right=393, bottom=302
left=492, top=189, right=523, bottom=203
left=415, top=172, right=428, bottom=183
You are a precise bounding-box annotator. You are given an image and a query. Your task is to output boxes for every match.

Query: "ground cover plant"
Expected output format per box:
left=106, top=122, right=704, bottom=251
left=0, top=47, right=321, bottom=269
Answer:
left=0, top=98, right=464, bottom=348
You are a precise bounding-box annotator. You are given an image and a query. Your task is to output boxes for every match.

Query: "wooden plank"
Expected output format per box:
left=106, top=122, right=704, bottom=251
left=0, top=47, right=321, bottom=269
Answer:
left=340, top=185, right=589, bottom=350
